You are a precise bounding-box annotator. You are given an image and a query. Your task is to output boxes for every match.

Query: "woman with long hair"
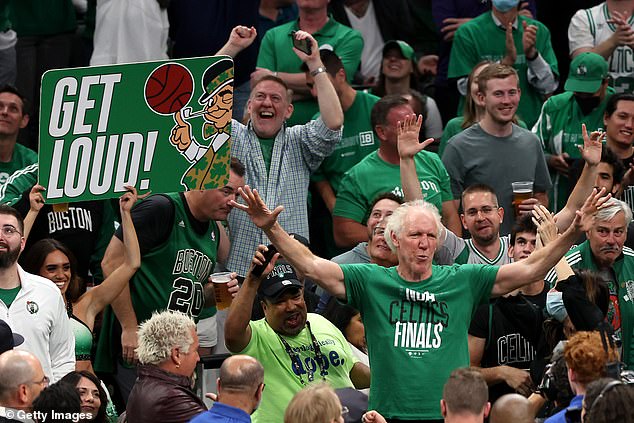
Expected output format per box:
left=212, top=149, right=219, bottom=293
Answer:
left=22, top=186, right=141, bottom=373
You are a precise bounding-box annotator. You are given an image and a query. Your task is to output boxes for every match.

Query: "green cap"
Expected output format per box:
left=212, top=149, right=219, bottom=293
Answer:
left=382, top=40, right=415, bottom=61
left=564, top=52, right=609, bottom=94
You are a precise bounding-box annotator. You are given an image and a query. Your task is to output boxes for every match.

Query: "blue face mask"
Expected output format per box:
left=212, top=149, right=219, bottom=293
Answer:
left=492, top=0, right=520, bottom=13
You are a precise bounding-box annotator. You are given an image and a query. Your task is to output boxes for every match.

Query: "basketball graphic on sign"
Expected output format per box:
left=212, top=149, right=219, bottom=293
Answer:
left=144, top=63, right=194, bottom=115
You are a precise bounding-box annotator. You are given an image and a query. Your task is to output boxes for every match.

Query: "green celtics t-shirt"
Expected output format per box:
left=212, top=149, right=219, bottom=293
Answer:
left=311, top=90, right=380, bottom=193
left=0, top=143, right=38, bottom=185
left=239, top=313, right=357, bottom=423
left=448, top=12, right=559, bottom=128
left=342, top=263, right=498, bottom=420
left=258, top=137, right=275, bottom=174
left=0, top=285, right=21, bottom=308
left=533, top=89, right=613, bottom=212
left=333, top=150, right=453, bottom=224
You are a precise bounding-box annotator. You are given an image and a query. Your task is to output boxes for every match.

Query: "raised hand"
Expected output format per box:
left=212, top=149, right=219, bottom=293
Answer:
left=397, top=114, right=432, bottom=159
left=119, top=185, right=140, bottom=214
left=532, top=204, right=558, bottom=245
left=229, top=185, right=284, bottom=231
left=292, top=30, right=320, bottom=64
left=29, top=184, right=46, bottom=212
left=522, top=21, right=538, bottom=60
left=501, top=22, right=517, bottom=66
left=575, top=187, right=611, bottom=232
left=578, top=123, right=604, bottom=166
left=227, top=25, right=257, bottom=51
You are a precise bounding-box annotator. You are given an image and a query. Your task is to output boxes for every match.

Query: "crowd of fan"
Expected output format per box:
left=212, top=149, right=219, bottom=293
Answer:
left=2, top=0, right=634, bottom=422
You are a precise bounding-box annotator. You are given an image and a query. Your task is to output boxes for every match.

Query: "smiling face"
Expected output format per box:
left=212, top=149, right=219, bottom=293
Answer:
left=0, top=92, right=28, bottom=138
left=248, top=79, right=293, bottom=138
left=588, top=212, right=627, bottom=268
left=368, top=221, right=398, bottom=267
left=76, top=376, right=101, bottom=421
left=605, top=99, right=634, bottom=150
left=478, top=75, right=520, bottom=125
left=366, top=198, right=401, bottom=237
left=382, top=47, right=413, bottom=81
left=461, top=191, right=503, bottom=246
left=39, top=250, right=72, bottom=295
left=262, top=288, right=308, bottom=337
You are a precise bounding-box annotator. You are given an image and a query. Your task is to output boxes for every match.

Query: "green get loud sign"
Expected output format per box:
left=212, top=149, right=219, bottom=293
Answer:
left=38, top=56, right=234, bottom=204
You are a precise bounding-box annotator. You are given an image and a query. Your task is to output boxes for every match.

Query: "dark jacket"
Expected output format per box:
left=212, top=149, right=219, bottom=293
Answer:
left=126, top=365, right=206, bottom=423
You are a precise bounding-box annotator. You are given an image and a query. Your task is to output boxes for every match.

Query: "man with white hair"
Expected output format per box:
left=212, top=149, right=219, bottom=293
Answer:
left=545, top=198, right=634, bottom=369
left=126, top=310, right=206, bottom=423
left=230, top=183, right=601, bottom=421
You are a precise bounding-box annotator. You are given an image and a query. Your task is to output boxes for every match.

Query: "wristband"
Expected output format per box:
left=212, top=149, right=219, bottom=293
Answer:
left=310, top=67, right=327, bottom=77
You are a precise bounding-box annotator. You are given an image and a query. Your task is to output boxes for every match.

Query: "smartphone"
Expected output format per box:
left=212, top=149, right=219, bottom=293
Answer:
left=251, top=244, right=278, bottom=277
left=291, top=31, right=312, bottom=56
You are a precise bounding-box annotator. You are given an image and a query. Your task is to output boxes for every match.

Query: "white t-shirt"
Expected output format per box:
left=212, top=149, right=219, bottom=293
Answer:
left=344, top=0, right=384, bottom=80
left=568, top=2, right=634, bottom=93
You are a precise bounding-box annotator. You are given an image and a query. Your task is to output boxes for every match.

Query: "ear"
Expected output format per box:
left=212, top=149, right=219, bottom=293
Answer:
left=171, top=346, right=180, bottom=365
left=476, top=90, right=486, bottom=105
left=460, top=213, right=467, bottom=230
left=336, top=68, right=346, bottom=82
left=256, top=383, right=264, bottom=402
left=18, top=384, right=29, bottom=405
left=497, top=206, right=504, bottom=223
left=19, top=114, right=29, bottom=129
left=483, top=402, right=491, bottom=418
left=216, top=377, right=221, bottom=394
left=284, top=102, right=294, bottom=120
left=612, top=182, right=621, bottom=196
left=375, top=124, right=387, bottom=141
left=440, top=399, right=448, bottom=417
left=390, top=230, right=400, bottom=249
left=508, top=244, right=515, bottom=258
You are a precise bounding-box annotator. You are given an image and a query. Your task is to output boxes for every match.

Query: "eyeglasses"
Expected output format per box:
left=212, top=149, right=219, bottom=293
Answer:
left=372, top=227, right=386, bottom=237
left=0, top=225, right=21, bottom=237
left=30, top=375, right=49, bottom=387
left=464, top=206, right=497, bottom=217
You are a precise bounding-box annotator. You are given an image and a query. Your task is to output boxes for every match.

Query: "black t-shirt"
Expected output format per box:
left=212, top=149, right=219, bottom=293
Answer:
left=469, top=294, right=544, bottom=403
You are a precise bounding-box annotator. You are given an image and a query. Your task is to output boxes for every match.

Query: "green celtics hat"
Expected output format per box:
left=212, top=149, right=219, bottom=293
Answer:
left=382, top=40, right=415, bottom=61
left=564, top=52, right=608, bottom=94
left=199, top=58, right=234, bottom=105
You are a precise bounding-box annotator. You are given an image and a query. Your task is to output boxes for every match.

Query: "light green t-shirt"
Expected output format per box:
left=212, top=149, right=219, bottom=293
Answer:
left=0, top=285, right=20, bottom=308
left=258, top=137, right=275, bottom=174
left=342, top=263, right=498, bottom=420
left=333, top=150, right=453, bottom=224
left=448, top=12, right=559, bottom=128
left=311, top=90, right=380, bottom=193
left=533, top=89, right=613, bottom=212
left=240, top=313, right=357, bottom=423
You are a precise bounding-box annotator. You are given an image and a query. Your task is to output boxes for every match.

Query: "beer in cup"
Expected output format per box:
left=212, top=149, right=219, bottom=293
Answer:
left=512, top=181, right=533, bottom=216
left=211, top=272, right=233, bottom=310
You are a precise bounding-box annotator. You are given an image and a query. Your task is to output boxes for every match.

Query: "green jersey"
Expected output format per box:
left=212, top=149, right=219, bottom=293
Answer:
left=435, top=231, right=512, bottom=266
left=311, top=90, right=380, bottom=193
left=257, top=17, right=363, bottom=126
left=448, top=13, right=559, bottom=128
left=533, top=89, right=613, bottom=211
left=333, top=150, right=453, bottom=224
left=239, top=313, right=357, bottom=423
left=545, top=241, right=634, bottom=368
left=342, top=263, right=498, bottom=419
left=0, top=143, right=37, bottom=185
left=94, top=193, right=219, bottom=372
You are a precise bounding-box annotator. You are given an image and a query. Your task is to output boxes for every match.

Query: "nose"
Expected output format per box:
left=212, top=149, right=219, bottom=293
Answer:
left=84, top=392, right=94, bottom=403
left=418, top=235, right=430, bottom=250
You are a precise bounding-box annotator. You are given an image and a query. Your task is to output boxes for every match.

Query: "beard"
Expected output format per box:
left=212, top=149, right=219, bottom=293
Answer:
left=0, top=244, right=20, bottom=269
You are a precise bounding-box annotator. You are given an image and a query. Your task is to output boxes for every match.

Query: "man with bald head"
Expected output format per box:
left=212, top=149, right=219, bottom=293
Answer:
left=0, top=350, right=47, bottom=422
left=191, top=355, right=265, bottom=423
left=489, top=394, right=533, bottom=423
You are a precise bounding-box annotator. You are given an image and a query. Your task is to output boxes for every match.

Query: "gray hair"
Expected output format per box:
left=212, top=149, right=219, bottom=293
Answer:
left=595, top=199, right=633, bottom=224
left=136, top=311, right=196, bottom=366
left=0, top=350, right=38, bottom=400
left=385, top=200, right=443, bottom=253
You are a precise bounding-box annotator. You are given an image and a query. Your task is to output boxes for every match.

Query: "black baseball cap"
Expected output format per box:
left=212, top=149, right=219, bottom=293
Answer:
left=0, top=319, right=24, bottom=355
left=258, top=260, right=303, bottom=300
